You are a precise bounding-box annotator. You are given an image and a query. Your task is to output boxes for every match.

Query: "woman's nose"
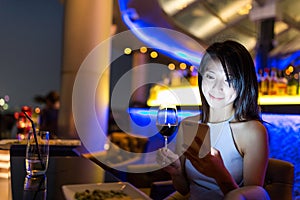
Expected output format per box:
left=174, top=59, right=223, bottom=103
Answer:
left=213, top=80, right=223, bottom=91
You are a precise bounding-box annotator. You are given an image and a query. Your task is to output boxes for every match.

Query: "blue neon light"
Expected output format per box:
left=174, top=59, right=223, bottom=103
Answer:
left=128, top=107, right=200, bottom=121
left=270, top=51, right=300, bottom=70
left=118, top=0, right=203, bottom=66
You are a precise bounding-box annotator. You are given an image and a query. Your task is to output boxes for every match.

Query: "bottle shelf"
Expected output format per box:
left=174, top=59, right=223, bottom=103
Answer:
left=258, top=95, right=300, bottom=105
left=147, top=85, right=300, bottom=106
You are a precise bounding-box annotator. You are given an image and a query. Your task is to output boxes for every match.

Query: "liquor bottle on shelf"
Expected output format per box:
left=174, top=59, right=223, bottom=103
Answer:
left=189, top=70, right=198, bottom=86
left=294, top=73, right=300, bottom=95
left=298, top=72, right=300, bottom=95
left=269, top=68, right=278, bottom=95
left=170, top=70, right=182, bottom=86
left=261, top=68, right=270, bottom=95
left=287, top=73, right=298, bottom=95
left=277, top=70, right=288, bottom=96
left=257, top=69, right=263, bottom=95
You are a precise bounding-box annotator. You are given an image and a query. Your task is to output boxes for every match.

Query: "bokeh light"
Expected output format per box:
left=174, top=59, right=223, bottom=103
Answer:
left=150, top=51, right=158, bottom=58
left=168, top=63, right=176, bottom=70
left=3, top=103, right=8, bottom=110
left=139, top=46, right=147, bottom=53
left=4, top=95, right=9, bottom=102
left=35, top=107, right=41, bottom=114
left=124, top=47, right=132, bottom=55
left=179, top=63, right=187, bottom=70
left=0, top=98, right=4, bottom=106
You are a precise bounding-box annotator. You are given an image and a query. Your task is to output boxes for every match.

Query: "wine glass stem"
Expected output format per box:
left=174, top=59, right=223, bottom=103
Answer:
left=164, top=136, right=168, bottom=149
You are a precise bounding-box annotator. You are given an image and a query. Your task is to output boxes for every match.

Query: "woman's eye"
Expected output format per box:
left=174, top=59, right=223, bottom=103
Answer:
left=205, top=74, right=214, bottom=79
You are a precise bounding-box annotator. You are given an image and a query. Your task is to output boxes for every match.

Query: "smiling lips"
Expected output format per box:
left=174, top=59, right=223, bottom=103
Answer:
left=209, top=93, right=224, bottom=100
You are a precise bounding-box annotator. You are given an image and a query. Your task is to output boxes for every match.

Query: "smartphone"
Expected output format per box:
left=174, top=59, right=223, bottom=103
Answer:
left=181, top=120, right=211, bottom=158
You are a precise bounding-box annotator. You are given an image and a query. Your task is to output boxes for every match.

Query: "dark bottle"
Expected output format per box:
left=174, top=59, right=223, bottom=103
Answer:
left=261, top=68, right=270, bottom=95
left=287, top=73, right=298, bottom=95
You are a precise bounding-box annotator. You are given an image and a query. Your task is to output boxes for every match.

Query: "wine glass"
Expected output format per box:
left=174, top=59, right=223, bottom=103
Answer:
left=156, top=104, right=178, bottom=150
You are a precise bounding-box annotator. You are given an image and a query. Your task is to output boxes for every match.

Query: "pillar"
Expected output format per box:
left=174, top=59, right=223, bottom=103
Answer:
left=58, top=0, right=113, bottom=138
left=130, top=52, right=149, bottom=107
left=250, top=0, right=276, bottom=71
left=256, top=18, right=275, bottom=70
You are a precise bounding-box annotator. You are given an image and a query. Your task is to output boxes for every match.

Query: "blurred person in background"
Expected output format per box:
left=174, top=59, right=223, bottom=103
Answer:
left=35, top=91, right=60, bottom=139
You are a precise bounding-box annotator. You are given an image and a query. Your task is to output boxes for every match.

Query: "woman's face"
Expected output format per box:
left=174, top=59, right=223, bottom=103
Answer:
left=201, top=58, right=237, bottom=109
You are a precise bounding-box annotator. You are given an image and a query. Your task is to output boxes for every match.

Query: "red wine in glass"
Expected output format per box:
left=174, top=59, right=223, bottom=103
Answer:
left=156, top=124, right=178, bottom=137
left=156, top=104, right=178, bottom=149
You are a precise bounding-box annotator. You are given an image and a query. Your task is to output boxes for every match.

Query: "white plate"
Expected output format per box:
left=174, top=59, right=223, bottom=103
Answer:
left=62, top=182, right=152, bottom=200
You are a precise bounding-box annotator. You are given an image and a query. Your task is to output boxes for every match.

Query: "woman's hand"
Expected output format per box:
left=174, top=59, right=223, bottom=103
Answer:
left=156, top=148, right=181, bottom=176
left=184, top=144, right=239, bottom=194
left=184, top=144, right=227, bottom=179
left=157, top=148, right=191, bottom=195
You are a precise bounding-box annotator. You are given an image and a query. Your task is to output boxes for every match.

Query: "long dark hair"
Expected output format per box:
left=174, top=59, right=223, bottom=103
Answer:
left=198, top=40, right=260, bottom=123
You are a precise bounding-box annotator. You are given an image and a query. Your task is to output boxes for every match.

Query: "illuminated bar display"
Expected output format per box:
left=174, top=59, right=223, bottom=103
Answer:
left=147, top=85, right=300, bottom=106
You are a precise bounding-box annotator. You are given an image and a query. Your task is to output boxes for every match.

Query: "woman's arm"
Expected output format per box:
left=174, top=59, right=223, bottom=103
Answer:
left=214, top=120, right=269, bottom=194
left=157, top=148, right=190, bottom=195
left=224, top=186, right=270, bottom=200
left=169, top=156, right=190, bottom=195
left=211, top=120, right=269, bottom=193
left=235, top=120, right=269, bottom=186
left=214, top=120, right=270, bottom=199
left=156, top=117, right=194, bottom=196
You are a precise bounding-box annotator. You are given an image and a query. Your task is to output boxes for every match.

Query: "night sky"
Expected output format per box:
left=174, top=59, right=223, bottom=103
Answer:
left=0, top=0, right=63, bottom=111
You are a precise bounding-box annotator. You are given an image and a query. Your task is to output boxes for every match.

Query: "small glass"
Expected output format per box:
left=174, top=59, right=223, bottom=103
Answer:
left=23, top=174, right=47, bottom=200
left=25, top=131, right=50, bottom=176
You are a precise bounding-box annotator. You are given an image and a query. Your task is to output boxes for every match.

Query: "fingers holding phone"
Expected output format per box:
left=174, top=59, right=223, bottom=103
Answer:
left=181, top=121, right=211, bottom=158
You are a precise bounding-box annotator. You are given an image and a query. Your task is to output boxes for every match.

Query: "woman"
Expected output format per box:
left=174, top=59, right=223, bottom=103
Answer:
left=157, top=40, right=270, bottom=199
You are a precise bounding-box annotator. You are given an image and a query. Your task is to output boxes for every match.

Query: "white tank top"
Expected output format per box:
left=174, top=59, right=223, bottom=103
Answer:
left=185, top=117, right=243, bottom=200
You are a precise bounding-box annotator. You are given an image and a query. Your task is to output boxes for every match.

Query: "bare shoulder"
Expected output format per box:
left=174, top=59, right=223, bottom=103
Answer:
left=230, top=120, right=268, bottom=155
left=231, top=120, right=267, bottom=137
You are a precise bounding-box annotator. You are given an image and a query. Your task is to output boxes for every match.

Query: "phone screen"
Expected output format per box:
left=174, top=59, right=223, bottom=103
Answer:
left=181, top=120, right=211, bottom=158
